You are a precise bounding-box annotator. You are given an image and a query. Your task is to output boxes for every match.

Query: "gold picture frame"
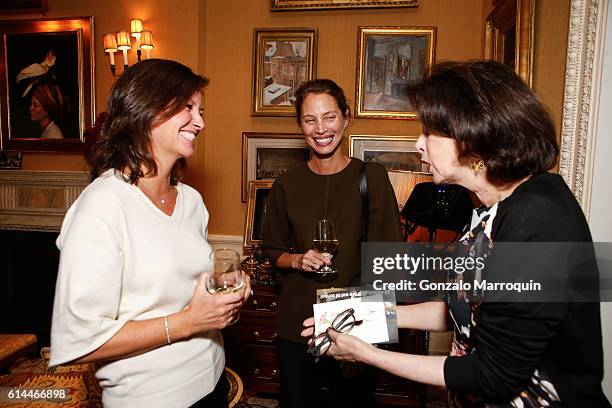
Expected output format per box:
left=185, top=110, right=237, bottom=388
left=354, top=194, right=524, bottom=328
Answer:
left=243, top=180, right=274, bottom=249
left=242, top=132, right=310, bottom=202
left=0, top=17, right=95, bottom=152
left=484, top=0, right=535, bottom=87
left=270, top=0, right=418, bottom=11
left=355, top=26, right=436, bottom=120
left=252, top=28, right=317, bottom=117
left=349, top=135, right=427, bottom=173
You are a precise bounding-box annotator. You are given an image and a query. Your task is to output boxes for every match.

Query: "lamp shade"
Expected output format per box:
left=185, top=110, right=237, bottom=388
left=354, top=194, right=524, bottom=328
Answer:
left=130, top=19, right=143, bottom=37
left=140, top=30, right=154, bottom=49
left=116, top=31, right=131, bottom=50
left=103, top=34, right=118, bottom=52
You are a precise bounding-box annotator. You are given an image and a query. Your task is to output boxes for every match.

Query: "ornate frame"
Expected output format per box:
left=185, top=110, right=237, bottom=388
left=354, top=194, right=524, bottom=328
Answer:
left=251, top=28, right=317, bottom=117
left=348, top=134, right=428, bottom=172
left=0, top=17, right=95, bottom=153
left=484, top=0, right=535, bottom=87
left=243, top=180, right=274, bottom=249
left=355, top=26, right=436, bottom=119
left=241, top=132, right=309, bottom=202
left=270, top=0, right=418, bottom=11
left=559, top=0, right=608, bottom=215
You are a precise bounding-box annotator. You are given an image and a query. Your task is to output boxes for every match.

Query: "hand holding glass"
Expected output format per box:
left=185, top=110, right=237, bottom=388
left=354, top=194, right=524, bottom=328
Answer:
left=206, top=248, right=244, bottom=324
left=313, top=219, right=338, bottom=275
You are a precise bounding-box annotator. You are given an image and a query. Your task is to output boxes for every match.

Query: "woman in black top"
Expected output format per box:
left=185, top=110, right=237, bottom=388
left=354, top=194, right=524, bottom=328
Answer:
left=302, top=61, right=610, bottom=407
left=262, top=79, right=402, bottom=407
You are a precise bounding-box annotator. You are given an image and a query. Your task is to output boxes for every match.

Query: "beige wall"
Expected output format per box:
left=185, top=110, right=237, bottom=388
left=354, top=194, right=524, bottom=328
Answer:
left=201, top=0, right=484, bottom=235
left=4, top=0, right=571, bottom=238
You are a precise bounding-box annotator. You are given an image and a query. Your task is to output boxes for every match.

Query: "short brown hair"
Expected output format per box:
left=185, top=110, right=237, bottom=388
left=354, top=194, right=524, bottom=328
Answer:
left=407, top=60, right=558, bottom=184
left=88, top=59, right=209, bottom=185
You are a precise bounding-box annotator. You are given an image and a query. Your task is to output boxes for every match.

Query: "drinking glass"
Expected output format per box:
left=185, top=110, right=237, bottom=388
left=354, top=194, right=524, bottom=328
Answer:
left=206, top=248, right=244, bottom=324
left=313, top=219, right=339, bottom=275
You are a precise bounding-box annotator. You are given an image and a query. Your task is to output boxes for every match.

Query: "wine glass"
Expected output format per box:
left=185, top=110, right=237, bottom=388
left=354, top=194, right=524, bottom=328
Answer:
left=313, top=219, right=339, bottom=275
left=206, top=248, right=244, bottom=324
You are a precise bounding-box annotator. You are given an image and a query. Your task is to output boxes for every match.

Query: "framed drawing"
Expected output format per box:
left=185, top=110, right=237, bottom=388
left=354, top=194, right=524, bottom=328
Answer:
left=484, top=0, right=535, bottom=87
left=270, top=0, right=418, bottom=11
left=243, top=180, right=274, bottom=248
left=242, top=132, right=310, bottom=202
left=0, top=17, right=95, bottom=152
left=349, top=135, right=428, bottom=173
left=252, top=28, right=317, bottom=116
left=355, top=26, right=436, bottom=119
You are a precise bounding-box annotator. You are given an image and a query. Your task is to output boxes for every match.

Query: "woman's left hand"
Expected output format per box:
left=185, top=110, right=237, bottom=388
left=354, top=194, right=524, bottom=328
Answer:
left=326, top=329, right=376, bottom=363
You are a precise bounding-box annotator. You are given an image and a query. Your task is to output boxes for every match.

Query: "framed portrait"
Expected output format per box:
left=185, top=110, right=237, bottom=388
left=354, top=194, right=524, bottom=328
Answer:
left=0, top=17, right=95, bottom=152
left=244, top=180, right=274, bottom=248
left=349, top=135, right=428, bottom=173
left=355, top=26, right=436, bottom=119
left=484, top=0, right=535, bottom=87
left=270, top=0, right=418, bottom=11
left=242, top=132, right=310, bottom=202
left=252, top=28, right=317, bottom=116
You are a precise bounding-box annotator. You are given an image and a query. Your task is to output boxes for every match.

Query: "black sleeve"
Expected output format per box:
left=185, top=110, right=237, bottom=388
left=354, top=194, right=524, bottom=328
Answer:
left=365, top=163, right=403, bottom=242
left=261, top=179, right=292, bottom=267
left=444, top=203, right=570, bottom=401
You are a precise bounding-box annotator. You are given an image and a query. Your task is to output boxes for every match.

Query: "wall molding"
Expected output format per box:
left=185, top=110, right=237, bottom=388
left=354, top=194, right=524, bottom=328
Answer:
left=560, top=0, right=609, bottom=215
left=208, top=234, right=244, bottom=255
left=0, top=170, right=90, bottom=232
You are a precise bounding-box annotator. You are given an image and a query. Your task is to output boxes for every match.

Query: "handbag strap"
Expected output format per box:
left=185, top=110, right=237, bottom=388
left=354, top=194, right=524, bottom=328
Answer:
left=359, top=161, right=369, bottom=241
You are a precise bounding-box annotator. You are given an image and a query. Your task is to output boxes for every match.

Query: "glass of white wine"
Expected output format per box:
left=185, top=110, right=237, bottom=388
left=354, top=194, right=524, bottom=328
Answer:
left=206, top=248, right=244, bottom=324
left=313, top=219, right=339, bottom=275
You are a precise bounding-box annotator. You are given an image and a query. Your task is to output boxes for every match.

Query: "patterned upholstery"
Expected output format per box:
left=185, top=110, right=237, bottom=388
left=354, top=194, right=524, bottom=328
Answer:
left=0, top=334, right=37, bottom=371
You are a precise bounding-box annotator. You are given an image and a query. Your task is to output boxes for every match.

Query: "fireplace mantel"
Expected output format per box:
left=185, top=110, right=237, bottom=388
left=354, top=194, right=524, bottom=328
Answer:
left=0, top=170, right=90, bottom=232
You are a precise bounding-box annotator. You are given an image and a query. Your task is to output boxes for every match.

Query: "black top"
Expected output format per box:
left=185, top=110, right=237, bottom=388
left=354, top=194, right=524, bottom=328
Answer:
left=262, top=158, right=403, bottom=343
left=443, top=173, right=610, bottom=407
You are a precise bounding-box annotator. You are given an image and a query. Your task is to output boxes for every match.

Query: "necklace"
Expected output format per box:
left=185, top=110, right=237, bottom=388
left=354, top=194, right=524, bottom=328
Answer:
left=138, top=184, right=176, bottom=207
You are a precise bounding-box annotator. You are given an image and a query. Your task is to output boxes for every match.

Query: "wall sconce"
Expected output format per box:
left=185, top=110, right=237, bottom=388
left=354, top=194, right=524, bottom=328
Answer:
left=104, top=18, right=154, bottom=77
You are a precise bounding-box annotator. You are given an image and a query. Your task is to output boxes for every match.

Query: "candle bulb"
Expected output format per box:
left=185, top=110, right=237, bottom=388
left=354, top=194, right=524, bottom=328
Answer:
left=103, top=33, right=118, bottom=76
left=140, top=30, right=154, bottom=60
left=116, top=31, right=131, bottom=70
left=130, top=19, right=143, bottom=62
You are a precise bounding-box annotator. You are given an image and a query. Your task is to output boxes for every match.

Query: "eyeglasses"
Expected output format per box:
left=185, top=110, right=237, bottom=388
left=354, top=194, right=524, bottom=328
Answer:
left=307, top=308, right=363, bottom=361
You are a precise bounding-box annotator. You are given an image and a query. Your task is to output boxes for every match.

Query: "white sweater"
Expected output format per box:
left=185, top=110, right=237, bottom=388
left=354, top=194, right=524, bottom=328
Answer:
left=50, top=169, right=224, bottom=408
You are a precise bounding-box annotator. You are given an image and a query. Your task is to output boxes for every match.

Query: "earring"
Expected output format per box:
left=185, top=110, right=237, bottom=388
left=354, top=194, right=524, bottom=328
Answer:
left=471, top=159, right=485, bottom=175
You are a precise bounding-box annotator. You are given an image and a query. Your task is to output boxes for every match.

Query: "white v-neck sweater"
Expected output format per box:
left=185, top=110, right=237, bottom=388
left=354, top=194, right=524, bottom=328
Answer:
left=50, top=170, right=223, bottom=408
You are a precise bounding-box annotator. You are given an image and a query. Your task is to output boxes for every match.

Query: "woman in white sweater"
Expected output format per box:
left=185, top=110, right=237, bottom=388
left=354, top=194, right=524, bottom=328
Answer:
left=50, top=59, right=250, bottom=408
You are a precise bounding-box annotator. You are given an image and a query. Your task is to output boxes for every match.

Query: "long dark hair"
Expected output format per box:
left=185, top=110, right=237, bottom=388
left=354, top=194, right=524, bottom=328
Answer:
left=88, top=59, right=209, bottom=185
left=407, top=60, right=558, bottom=184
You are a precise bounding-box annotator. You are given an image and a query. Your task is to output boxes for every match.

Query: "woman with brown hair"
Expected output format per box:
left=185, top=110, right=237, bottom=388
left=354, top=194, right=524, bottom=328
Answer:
left=50, top=59, right=250, bottom=408
left=29, top=82, right=66, bottom=138
left=262, top=79, right=402, bottom=407
left=303, top=61, right=610, bottom=407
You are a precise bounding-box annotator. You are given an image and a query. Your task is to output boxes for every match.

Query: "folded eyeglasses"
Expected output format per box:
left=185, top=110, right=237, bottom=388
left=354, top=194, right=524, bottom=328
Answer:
left=307, top=308, right=363, bottom=361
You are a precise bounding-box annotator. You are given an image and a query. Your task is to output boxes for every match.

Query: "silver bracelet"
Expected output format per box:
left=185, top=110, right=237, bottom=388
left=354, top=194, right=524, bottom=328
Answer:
left=164, top=315, right=172, bottom=345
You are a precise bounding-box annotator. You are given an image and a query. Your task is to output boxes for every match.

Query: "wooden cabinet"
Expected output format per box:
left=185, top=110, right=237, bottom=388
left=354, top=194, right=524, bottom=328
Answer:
left=223, top=283, right=427, bottom=406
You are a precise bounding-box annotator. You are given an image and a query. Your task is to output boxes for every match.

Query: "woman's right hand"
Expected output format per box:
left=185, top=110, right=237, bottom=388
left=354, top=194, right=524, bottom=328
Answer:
left=293, top=249, right=331, bottom=272
left=183, top=272, right=245, bottom=335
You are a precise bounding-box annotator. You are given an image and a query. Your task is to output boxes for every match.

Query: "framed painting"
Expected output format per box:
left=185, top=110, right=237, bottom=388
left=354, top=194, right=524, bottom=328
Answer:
left=355, top=26, right=436, bottom=119
left=0, top=17, right=95, bottom=152
left=349, top=135, right=428, bottom=172
left=484, top=0, right=535, bottom=87
left=270, top=0, right=418, bottom=11
left=242, top=132, right=310, bottom=202
left=243, top=180, right=274, bottom=248
left=252, top=28, right=317, bottom=116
